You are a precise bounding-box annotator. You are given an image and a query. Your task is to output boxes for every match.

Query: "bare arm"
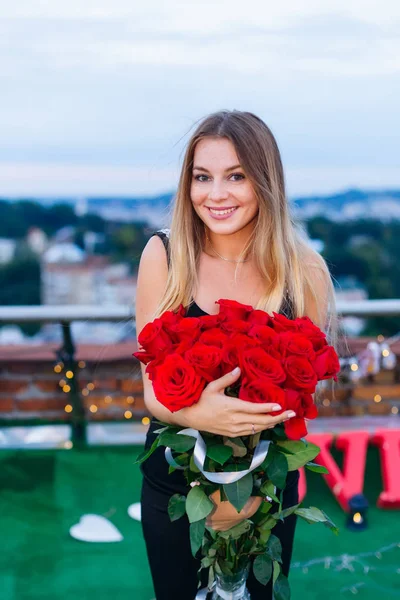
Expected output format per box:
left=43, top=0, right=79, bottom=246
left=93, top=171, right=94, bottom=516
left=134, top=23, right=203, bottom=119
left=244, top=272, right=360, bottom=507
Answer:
left=135, top=235, right=190, bottom=426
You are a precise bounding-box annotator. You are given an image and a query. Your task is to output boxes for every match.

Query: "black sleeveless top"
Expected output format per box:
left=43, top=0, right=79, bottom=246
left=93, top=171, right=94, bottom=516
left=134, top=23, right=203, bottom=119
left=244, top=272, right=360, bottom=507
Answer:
left=140, top=230, right=298, bottom=496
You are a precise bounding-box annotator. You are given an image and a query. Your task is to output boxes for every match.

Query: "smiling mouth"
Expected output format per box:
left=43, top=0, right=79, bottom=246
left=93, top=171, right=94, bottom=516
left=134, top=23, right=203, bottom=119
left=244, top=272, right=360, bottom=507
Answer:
left=207, top=207, right=238, bottom=215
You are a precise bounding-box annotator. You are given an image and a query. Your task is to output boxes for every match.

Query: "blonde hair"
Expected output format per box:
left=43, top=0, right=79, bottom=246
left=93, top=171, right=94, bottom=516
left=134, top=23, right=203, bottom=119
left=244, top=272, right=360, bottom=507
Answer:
left=153, top=110, right=338, bottom=349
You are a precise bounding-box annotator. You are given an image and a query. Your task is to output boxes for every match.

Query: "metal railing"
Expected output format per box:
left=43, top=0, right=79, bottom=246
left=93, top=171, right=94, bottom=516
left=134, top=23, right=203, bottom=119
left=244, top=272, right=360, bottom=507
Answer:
left=1, top=299, right=400, bottom=446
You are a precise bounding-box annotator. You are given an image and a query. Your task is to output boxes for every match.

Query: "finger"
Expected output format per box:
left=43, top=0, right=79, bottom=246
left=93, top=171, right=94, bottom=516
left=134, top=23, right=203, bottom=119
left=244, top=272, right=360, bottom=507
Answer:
left=228, top=398, right=283, bottom=414
left=238, top=410, right=296, bottom=428
left=207, top=366, right=242, bottom=392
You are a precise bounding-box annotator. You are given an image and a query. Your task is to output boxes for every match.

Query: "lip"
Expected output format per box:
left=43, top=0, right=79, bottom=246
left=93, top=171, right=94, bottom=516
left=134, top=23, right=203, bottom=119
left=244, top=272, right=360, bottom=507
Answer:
left=206, top=206, right=238, bottom=220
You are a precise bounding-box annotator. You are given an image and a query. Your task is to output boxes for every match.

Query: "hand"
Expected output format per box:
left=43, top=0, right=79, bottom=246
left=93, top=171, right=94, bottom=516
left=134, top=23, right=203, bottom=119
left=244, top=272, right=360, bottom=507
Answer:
left=179, top=367, right=296, bottom=437
left=206, top=489, right=263, bottom=531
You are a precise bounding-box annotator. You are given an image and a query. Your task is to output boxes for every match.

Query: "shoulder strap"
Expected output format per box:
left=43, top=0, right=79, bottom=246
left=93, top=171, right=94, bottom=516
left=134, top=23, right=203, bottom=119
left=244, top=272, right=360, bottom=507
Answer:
left=151, top=229, right=171, bottom=268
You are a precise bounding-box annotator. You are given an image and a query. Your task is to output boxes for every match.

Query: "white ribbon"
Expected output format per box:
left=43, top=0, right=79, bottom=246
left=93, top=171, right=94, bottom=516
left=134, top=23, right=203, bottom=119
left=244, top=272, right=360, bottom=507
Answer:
left=165, top=427, right=271, bottom=484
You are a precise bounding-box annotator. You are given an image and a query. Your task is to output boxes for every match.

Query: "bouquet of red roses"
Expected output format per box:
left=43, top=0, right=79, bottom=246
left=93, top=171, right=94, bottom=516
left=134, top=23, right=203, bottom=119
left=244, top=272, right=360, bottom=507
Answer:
left=134, top=299, right=340, bottom=600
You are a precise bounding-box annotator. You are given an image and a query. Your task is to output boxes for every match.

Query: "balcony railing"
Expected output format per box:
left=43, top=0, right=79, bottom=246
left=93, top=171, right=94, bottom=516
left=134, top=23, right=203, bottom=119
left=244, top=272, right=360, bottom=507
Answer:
left=1, top=299, right=399, bottom=447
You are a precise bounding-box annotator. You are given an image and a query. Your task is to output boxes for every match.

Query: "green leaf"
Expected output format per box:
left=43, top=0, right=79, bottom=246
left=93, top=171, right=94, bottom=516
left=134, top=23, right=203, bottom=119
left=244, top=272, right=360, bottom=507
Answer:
left=223, top=472, right=253, bottom=512
left=190, top=518, right=206, bottom=557
left=273, top=572, right=291, bottom=600
left=158, top=432, right=196, bottom=452
left=186, top=486, right=214, bottom=523
left=167, top=494, right=186, bottom=522
left=218, top=519, right=252, bottom=540
left=295, top=506, right=339, bottom=534
left=259, top=528, right=271, bottom=546
left=189, top=453, right=201, bottom=473
left=206, top=444, right=233, bottom=465
left=266, top=534, right=282, bottom=562
left=253, top=554, right=273, bottom=585
left=266, top=452, right=288, bottom=490
left=260, top=480, right=279, bottom=504
left=273, top=560, right=280, bottom=585
left=133, top=437, right=159, bottom=464
left=305, top=462, right=329, bottom=474
left=223, top=436, right=247, bottom=457
left=276, top=440, right=320, bottom=471
left=279, top=504, right=300, bottom=519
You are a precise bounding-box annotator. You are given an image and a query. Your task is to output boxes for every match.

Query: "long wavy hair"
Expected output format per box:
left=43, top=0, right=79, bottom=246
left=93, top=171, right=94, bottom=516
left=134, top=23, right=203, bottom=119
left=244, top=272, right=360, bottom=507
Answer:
left=153, top=110, right=338, bottom=348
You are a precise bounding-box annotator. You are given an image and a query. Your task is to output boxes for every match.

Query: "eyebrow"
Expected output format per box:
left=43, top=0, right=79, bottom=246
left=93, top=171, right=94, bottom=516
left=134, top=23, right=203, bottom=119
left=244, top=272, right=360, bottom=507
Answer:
left=192, top=164, right=242, bottom=173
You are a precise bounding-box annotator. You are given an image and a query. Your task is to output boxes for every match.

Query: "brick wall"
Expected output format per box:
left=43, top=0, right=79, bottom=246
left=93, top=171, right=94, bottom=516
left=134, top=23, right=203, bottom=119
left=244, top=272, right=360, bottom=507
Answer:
left=0, top=342, right=147, bottom=423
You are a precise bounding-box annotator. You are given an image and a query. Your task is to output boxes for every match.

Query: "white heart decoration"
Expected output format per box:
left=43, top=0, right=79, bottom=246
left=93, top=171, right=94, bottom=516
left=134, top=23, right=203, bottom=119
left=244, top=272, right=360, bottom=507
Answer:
left=69, top=514, right=123, bottom=543
left=127, top=502, right=141, bottom=521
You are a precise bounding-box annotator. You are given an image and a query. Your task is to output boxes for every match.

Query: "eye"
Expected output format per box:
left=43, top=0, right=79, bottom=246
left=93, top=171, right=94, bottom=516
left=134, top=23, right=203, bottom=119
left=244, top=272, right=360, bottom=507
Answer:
left=230, top=172, right=245, bottom=181
left=193, top=174, right=209, bottom=182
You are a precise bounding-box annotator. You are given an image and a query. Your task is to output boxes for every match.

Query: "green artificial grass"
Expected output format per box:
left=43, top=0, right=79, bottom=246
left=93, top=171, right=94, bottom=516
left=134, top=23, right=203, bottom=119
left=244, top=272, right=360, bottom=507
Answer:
left=0, top=445, right=399, bottom=600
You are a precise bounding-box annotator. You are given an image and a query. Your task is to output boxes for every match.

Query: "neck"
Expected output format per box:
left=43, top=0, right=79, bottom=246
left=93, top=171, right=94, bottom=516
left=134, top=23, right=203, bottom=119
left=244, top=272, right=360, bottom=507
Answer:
left=204, top=226, right=254, bottom=263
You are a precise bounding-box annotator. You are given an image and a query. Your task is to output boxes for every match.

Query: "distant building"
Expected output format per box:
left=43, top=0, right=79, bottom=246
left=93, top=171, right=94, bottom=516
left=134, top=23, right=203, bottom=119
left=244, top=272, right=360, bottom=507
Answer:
left=26, top=227, right=48, bottom=255
left=41, top=244, right=136, bottom=307
left=0, top=238, right=16, bottom=264
left=335, top=276, right=368, bottom=336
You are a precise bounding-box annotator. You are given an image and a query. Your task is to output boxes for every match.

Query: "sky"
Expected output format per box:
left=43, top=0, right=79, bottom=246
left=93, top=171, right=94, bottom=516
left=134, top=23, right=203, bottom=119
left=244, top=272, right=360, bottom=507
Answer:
left=1, top=0, right=399, bottom=198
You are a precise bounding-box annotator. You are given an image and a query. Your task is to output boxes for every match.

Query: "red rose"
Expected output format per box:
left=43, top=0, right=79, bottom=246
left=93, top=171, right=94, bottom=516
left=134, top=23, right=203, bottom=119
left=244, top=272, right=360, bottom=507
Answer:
left=239, top=378, right=286, bottom=408
left=271, top=312, right=299, bottom=333
left=216, top=298, right=253, bottom=320
left=247, top=310, right=273, bottom=327
left=159, top=309, right=184, bottom=341
left=220, top=334, right=259, bottom=372
left=295, top=316, right=327, bottom=350
left=132, top=350, right=153, bottom=366
left=199, top=314, right=224, bottom=329
left=241, top=347, right=286, bottom=385
left=312, top=346, right=340, bottom=381
left=137, top=318, right=174, bottom=355
left=171, top=316, right=202, bottom=341
left=221, top=319, right=252, bottom=335
left=199, top=328, right=230, bottom=348
left=248, top=324, right=279, bottom=346
left=284, top=389, right=318, bottom=440
left=284, top=355, right=318, bottom=393
left=278, top=332, right=316, bottom=361
left=152, top=354, right=206, bottom=411
left=184, top=343, right=223, bottom=382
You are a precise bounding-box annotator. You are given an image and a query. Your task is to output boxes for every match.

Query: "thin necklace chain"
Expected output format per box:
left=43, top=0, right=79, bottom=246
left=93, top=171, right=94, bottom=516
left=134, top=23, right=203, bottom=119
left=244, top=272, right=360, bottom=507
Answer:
left=205, top=233, right=250, bottom=263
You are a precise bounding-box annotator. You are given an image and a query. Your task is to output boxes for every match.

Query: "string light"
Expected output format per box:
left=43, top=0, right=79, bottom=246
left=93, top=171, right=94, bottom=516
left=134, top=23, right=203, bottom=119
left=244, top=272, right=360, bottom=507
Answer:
left=66, top=370, right=74, bottom=379
left=391, top=407, right=399, bottom=415
left=59, top=379, right=66, bottom=387
left=64, top=404, right=73, bottom=413
left=104, top=395, right=113, bottom=404
left=78, top=361, right=86, bottom=368
left=374, top=394, right=382, bottom=403
left=82, top=389, right=89, bottom=396
left=377, top=334, right=385, bottom=342
left=62, top=384, right=71, bottom=393
left=89, top=405, right=98, bottom=413
left=126, top=396, right=135, bottom=404
left=382, top=349, right=390, bottom=357
left=87, top=383, right=95, bottom=391
left=322, top=398, right=331, bottom=407
left=54, top=365, right=62, bottom=373
left=64, top=441, right=73, bottom=449
left=124, top=410, right=133, bottom=419
left=350, top=364, right=359, bottom=371
left=142, top=417, right=150, bottom=425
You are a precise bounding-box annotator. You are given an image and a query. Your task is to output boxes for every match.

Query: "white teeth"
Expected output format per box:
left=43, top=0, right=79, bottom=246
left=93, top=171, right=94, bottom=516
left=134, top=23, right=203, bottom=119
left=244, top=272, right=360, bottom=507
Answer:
left=209, top=207, right=237, bottom=215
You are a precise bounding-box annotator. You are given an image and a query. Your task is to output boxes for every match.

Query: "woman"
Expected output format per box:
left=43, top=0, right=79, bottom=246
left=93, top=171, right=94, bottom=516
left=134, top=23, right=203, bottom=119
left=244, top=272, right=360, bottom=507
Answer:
left=135, top=110, right=336, bottom=599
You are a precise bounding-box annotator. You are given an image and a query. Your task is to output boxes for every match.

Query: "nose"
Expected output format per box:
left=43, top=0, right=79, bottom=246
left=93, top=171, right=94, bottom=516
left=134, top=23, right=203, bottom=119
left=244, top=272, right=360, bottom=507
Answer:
left=208, top=178, right=229, bottom=202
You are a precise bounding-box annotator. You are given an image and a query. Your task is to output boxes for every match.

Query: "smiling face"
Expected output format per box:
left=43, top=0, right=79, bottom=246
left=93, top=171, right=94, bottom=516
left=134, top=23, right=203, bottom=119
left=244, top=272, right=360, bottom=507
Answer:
left=190, top=137, right=259, bottom=235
